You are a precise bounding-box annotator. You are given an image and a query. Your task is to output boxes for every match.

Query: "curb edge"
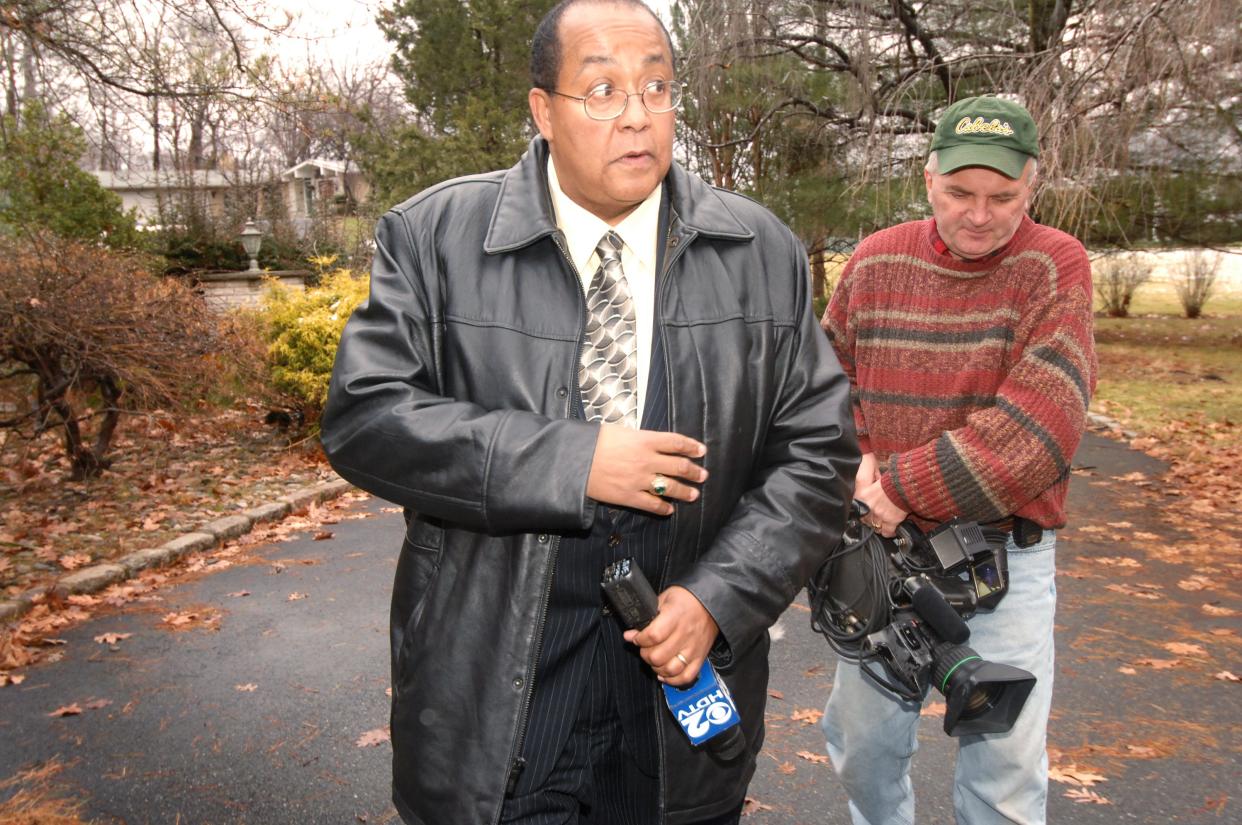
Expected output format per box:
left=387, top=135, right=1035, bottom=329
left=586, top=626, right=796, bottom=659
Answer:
left=1, top=476, right=356, bottom=627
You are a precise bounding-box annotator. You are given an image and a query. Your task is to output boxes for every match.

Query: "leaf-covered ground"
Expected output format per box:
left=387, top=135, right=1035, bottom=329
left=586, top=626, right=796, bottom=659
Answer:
left=0, top=403, right=334, bottom=598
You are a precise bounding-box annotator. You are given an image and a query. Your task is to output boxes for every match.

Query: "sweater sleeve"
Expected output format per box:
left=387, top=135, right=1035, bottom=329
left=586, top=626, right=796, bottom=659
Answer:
left=821, top=255, right=872, bottom=454
left=880, top=239, right=1097, bottom=523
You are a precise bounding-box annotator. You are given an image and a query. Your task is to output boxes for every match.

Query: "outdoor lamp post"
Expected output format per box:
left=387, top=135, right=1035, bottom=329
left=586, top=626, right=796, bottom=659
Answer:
left=239, top=218, right=263, bottom=273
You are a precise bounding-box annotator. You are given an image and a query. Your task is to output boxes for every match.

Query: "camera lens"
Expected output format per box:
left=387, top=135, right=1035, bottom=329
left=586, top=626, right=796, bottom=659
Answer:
left=931, top=642, right=1037, bottom=736
left=960, top=682, right=1004, bottom=718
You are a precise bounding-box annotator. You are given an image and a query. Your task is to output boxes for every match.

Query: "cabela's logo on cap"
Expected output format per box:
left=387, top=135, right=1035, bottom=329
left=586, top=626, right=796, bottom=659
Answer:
left=955, top=117, right=1015, bottom=137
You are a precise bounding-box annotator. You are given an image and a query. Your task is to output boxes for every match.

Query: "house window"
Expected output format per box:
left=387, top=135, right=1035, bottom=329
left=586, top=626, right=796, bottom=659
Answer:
left=303, top=178, right=316, bottom=214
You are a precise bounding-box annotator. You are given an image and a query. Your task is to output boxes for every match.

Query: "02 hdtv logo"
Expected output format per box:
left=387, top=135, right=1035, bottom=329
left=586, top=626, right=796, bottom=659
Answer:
left=662, top=661, right=741, bottom=746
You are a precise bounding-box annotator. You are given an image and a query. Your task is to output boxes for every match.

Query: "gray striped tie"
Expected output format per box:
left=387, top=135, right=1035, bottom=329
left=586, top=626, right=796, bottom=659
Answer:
left=579, top=231, right=638, bottom=427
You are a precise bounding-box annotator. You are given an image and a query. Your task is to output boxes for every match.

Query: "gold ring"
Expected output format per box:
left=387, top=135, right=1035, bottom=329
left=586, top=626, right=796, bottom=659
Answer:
left=675, top=652, right=689, bottom=666
left=650, top=474, right=669, bottom=496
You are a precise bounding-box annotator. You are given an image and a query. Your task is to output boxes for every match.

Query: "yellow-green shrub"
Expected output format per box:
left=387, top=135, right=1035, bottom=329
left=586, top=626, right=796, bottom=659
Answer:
left=259, top=269, right=369, bottom=414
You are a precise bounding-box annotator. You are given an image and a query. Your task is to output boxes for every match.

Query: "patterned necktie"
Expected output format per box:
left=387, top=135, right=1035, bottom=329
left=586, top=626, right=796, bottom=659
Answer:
left=579, top=230, right=638, bottom=427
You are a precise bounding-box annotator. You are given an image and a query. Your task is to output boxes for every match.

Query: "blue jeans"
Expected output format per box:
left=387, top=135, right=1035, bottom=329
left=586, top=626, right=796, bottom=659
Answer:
left=822, top=530, right=1057, bottom=825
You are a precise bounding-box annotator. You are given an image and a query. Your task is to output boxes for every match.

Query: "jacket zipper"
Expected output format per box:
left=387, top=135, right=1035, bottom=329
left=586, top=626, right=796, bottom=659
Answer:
left=501, top=231, right=588, bottom=811
left=654, top=218, right=694, bottom=823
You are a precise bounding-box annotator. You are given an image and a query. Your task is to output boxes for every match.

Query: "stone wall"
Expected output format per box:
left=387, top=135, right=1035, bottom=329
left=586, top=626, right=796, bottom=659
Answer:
left=195, top=270, right=310, bottom=310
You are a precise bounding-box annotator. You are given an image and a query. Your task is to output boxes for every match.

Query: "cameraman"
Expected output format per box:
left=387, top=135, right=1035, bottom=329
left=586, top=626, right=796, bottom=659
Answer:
left=818, top=96, right=1096, bottom=824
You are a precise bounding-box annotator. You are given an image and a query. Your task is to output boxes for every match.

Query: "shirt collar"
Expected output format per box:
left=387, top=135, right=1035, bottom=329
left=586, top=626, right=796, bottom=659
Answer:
left=928, top=219, right=1011, bottom=262
left=547, top=156, right=662, bottom=274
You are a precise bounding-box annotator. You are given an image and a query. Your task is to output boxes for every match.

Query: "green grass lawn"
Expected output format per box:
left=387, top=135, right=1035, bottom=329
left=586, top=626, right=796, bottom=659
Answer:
left=1092, top=280, right=1242, bottom=458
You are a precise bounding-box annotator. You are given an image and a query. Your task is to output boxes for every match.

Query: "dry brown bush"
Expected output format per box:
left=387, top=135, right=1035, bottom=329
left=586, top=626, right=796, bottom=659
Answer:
left=1093, top=253, right=1152, bottom=318
left=0, top=234, right=264, bottom=480
left=1173, top=250, right=1221, bottom=319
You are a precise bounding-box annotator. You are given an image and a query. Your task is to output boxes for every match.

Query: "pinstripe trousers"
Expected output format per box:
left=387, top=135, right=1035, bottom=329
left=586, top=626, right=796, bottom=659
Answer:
left=500, top=628, right=744, bottom=825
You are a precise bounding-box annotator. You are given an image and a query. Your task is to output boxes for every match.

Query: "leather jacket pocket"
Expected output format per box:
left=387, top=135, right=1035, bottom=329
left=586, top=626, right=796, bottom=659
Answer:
left=392, top=516, right=445, bottom=692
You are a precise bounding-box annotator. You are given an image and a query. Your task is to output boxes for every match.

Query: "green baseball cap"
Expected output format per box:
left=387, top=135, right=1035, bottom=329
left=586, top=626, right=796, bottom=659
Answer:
left=929, top=96, right=1039, bottom=179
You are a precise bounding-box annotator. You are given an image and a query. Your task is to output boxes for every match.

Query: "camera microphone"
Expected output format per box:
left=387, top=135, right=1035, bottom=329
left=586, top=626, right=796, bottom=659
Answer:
left=906, top=578, right=971, bottom=645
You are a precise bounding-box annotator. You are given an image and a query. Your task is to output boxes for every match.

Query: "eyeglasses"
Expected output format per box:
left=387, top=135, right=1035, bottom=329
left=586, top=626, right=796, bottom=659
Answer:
left=550, top=80, right=684, bottom=121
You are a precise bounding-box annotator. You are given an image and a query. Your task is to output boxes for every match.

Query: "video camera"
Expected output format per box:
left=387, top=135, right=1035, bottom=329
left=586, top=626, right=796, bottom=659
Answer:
left=807, top=503, right=1036, bottom=736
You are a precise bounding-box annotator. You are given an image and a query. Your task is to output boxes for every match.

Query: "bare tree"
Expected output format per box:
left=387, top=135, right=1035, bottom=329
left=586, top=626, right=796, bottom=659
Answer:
left=0, top=0, right=282, bottom=101
left=673, top=0, right=1242, bottom=243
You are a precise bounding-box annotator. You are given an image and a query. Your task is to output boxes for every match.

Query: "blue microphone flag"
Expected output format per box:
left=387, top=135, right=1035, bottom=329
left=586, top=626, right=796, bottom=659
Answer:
left=661, top=660, right=740, bottom=746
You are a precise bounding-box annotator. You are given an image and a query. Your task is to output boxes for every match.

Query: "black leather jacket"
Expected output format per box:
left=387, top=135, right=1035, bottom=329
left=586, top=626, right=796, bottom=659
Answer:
left=321, top=138, right=857, bottom=825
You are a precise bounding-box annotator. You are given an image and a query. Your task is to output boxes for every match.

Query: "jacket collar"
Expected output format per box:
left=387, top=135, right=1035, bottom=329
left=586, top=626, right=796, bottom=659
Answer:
left=483, top=137, right=753, bottom=254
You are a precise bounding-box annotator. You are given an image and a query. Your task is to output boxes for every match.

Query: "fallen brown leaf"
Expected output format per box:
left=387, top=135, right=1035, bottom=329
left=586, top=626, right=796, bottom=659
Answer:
left=82, top=698, right=111, bottom=710
left=742, top=796, right=775, bottom=815
left=47, top=703, right=82, bottom=718
left=1202, top=604, right=1238, bottom=617
left=159, top=608, right=220, bottom=631
left=1048, top=764, right=1107, bottom=787
left=1117, top=666, right=1138, bottom=675
left=1089, top=556, right=1142, bottom=568
left=796, top=750, right=830, bottom=765
left=93, top=632, right=132, bottom=645
left=791, top=708, right=823, bottom=726
left=1132, top=657, right=1180, bottom=669
left=1178, top=575, right=1214, bottom=591
left=1163, top=642, right=1207, bottom=657
left=1105, top=583, right=1162, bottom=600
left=768, top=689, right=784, bottom=700
left=777, top=761, right=796, bottom=775
left=57, top=553, right=92, bottom=571
left=235, top=683, right=258, bottom=692
left=226, top=590, right=250, bottom=598
left=1064, top=788, right=1111, bottom=805
left=356, top=726, right=391, bottom=748
left=1194, top=796, right=1229, bottom=815
left=922, top=702, right=946, bottom=718
left=287, top=592, right=308, bottom=602
left=1214, top=671, right=1239, bottom=682
left=313, top=531, right=334, bottom=541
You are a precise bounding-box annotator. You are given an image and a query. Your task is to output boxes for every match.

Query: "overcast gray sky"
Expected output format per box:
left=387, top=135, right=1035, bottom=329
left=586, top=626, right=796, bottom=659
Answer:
left=273, top=0, right=674, bottom=69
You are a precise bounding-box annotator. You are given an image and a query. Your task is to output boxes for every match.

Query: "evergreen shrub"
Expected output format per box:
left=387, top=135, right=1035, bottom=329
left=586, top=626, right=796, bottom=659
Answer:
left=258, top=269, right=368, bottom=418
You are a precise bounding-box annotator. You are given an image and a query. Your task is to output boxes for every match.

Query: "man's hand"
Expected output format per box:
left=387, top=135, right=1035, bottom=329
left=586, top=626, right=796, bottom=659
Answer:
left=854, top=451, right=879, bottom=496
left=623, top=586, right=718, bottom=687
left=855, top=476, right=908, bottom=538
left=587, top=424, right=708, bottom=516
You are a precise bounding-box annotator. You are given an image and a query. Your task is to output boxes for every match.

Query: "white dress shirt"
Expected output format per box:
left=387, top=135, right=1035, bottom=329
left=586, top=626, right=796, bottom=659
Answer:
left=547, top=157, right=662, bottom=423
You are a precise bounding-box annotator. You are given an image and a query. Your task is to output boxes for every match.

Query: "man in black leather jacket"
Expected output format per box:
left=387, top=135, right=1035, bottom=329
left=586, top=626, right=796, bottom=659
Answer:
left=320, top=1, right=857, bottom=823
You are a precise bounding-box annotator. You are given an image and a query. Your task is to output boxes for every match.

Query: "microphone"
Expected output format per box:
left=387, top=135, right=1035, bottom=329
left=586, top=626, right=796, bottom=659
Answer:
left=660, top=661, right=744, bottom=758
left=907, top=577, right=971, bottom=644
left=601, top=559, right=746, bottom=759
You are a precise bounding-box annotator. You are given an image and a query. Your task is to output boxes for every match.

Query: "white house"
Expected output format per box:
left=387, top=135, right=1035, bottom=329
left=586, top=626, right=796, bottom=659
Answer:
left=90, top=169, right=236, bottom=228
left=279, top=158, right=370, bottom=219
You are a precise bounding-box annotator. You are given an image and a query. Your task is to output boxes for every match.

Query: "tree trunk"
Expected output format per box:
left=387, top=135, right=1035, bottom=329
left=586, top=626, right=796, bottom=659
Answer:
left=152, top=96, right=162, bottom=171
left=811, top=244, right=826, bottom=304
left=189, top=116, right=205, bottom=171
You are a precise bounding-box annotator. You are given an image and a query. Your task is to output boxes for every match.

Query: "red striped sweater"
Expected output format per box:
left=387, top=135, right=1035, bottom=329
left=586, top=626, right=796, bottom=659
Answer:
left=822, top=216, right=1097, bottom=529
